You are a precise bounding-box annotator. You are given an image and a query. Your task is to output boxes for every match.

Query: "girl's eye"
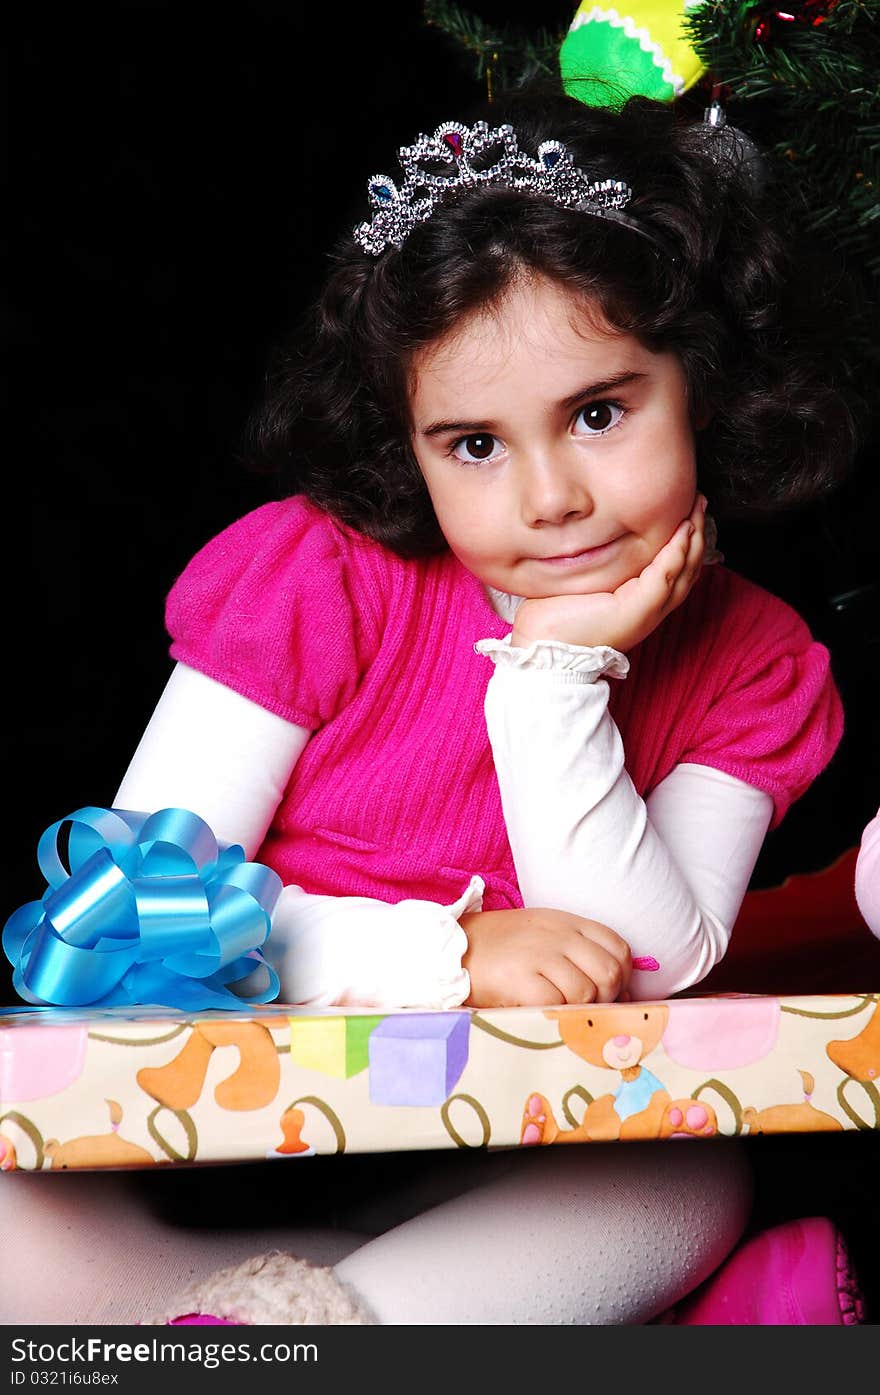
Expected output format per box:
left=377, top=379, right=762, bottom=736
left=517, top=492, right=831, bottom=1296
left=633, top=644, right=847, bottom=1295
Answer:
left=450, top=433, right=502, bottom=464
left=573, top=401, right=625, bottom=436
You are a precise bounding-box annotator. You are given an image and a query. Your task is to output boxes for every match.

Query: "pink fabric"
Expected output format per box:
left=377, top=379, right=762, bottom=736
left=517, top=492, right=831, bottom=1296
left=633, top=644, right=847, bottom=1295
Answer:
left=855, top=809, right=880, bottom=936
left=168, top=1315, right=239, bottom=1326
left=666, top=1217, right=865, bottom=1325
left=166, top=497, right=843, bottom=910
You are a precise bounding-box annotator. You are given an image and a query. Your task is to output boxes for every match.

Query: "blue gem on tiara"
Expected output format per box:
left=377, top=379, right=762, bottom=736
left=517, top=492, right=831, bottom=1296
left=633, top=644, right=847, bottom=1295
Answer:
left=353, top=120, right=633, bottom=257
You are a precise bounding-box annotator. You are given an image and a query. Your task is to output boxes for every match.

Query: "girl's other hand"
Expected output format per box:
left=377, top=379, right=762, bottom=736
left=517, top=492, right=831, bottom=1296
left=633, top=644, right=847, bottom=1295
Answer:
left=512, top=494, right=706, bottom=654
left=459, top=907, right=632, bottom=1008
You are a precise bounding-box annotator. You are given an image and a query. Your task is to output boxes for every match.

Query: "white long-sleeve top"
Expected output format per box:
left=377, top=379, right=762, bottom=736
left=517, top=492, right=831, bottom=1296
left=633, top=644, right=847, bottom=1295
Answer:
left=115, top=584, right=772, bottom=1007
left=855, top=808, right=880, bottom=938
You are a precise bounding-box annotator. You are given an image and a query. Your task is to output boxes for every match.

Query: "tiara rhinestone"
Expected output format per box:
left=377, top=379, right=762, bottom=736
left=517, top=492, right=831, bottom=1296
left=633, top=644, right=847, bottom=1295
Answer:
left=353, top=120, right=633, bottom=256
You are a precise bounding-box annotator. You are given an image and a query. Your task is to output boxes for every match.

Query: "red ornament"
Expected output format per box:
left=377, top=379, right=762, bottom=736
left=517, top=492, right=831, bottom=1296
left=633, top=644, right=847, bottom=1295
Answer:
left=794, top=0, right=839, bottom=23
left=751, top=0, right=838, bottom=45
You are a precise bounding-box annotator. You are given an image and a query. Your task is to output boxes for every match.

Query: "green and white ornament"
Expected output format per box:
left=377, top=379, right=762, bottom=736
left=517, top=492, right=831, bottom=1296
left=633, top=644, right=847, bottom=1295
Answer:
left=560, top=1, right=708, bottom=105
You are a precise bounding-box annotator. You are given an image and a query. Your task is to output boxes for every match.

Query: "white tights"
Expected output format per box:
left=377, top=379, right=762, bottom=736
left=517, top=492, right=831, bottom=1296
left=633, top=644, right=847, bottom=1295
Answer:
left=0, top=1143, right=753, bottom=1325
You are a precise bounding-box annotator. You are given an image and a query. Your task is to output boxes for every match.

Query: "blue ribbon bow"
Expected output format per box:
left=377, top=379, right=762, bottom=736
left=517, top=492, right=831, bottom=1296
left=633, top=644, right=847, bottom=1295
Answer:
left=3, top=807, right=283, bottom=1010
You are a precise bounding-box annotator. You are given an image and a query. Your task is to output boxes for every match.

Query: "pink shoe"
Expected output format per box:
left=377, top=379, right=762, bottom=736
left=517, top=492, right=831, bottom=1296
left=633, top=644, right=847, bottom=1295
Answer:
left=661, top=1217, right=865, bottom=1325
left=168, top=1316, right=240, bottom=1326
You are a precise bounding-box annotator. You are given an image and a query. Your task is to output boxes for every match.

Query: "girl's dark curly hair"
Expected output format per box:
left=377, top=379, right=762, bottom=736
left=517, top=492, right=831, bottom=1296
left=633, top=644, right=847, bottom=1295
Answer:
left=245, top=85, right=862, bottom=557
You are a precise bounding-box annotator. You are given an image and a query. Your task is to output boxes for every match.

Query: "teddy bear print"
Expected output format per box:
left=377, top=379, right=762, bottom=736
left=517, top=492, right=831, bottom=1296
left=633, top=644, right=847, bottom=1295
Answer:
left=741, top=1070, right=842, bottom=1135
left=826, top=1001, right=880, bottom=1084
left=44, top=1099, right=155, bottom=1168
left=521, top=1004, right=717, bottom=1145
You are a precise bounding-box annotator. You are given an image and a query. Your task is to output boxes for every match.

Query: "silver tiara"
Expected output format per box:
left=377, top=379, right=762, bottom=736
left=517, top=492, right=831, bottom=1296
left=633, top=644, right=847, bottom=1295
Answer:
left=353, top=120, right=634, bottom=256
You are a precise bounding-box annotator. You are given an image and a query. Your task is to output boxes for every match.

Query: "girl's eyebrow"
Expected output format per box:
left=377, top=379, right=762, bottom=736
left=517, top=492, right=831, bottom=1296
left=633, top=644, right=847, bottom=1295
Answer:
left=558, top=370, right=648, bottom=411
left=418, top=370, right=648, bottom=439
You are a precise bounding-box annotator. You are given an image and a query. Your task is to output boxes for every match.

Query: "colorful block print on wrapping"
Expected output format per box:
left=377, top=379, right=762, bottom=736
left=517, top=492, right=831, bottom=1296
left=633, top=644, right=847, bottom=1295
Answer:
left=368, top=1013, right=470, bottom=1106
left=288, top=1015, right=385, bottom=1078
left=0, top=996, right=877, bottom=1170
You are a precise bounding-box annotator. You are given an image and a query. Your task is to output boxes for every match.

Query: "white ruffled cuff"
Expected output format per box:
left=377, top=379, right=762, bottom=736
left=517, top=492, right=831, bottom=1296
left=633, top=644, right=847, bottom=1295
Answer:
left=266, top=876, right=484, bottom=1011
left=474, top=634, right=629, bottom=681
left=339, top=875, right=482, bottom=1010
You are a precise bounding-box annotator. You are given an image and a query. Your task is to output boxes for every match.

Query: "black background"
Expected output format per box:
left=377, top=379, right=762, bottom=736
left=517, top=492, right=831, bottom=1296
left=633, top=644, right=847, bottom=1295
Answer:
left=7, top=0, right=880, bottom=1321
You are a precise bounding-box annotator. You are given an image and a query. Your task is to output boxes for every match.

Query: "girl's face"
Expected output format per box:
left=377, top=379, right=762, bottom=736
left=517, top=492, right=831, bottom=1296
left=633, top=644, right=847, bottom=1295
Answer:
left=409, top=275, right=699, bottom=600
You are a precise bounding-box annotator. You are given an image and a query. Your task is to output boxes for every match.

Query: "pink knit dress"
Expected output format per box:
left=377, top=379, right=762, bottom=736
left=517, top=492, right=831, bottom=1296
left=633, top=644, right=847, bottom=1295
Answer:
left=166, top=497, right=842, bottom=910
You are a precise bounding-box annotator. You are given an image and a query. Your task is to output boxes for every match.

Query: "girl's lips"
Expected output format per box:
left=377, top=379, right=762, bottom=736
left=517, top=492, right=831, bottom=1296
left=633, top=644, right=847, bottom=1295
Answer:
left=535, top=536, right=623, bottom=569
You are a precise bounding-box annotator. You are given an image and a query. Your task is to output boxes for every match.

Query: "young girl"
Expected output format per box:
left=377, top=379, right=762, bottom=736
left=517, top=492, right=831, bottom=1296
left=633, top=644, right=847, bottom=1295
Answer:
left=2, top=86, right=863, bottom=1326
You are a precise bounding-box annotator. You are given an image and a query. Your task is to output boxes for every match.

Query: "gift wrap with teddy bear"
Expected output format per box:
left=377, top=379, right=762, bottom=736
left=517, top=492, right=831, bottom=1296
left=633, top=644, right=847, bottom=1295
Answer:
left=1, top=994, right=878, bottom=1171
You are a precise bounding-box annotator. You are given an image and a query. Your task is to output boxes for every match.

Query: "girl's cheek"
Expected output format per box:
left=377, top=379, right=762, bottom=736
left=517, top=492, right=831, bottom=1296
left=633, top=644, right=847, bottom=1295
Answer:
left=616, top=468, right=686, bottom=522
left=647, top=448, right=698, bottom=518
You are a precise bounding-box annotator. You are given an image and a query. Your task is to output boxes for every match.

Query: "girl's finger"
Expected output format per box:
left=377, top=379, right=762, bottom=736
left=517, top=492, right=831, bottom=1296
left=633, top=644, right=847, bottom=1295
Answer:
left=532, top=970, right=572, bottom=1007
left=542, top=955, right=600, bottom=1005
left=638, top=520, right=693, bottom=599
left=666, top=510, right=707, bottom=610
left=675, top=518, right=706, bottom=591
left=561, top=937, right=628, bottom=1002
left=571, top=919, right=633, bottom=978
left=654, top=501, right=705, bottom=605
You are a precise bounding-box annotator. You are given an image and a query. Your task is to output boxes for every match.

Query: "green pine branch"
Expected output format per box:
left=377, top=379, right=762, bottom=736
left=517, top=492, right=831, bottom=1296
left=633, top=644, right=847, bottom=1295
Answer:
left=685, top=1, right=879, bottom=283
left=420, top=0, right=878, bottom=375
left=422, top=0, right=566, bottom=96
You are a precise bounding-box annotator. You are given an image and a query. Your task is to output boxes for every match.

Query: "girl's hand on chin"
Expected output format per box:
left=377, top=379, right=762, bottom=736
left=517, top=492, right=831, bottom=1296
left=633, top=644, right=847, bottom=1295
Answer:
left=459, top=907, right=632, bottom=1008
left=512, top=495, right=707, bottom=654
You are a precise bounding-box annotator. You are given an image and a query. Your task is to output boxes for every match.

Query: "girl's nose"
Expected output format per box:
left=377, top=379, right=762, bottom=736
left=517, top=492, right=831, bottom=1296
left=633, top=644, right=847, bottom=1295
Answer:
left=521, top=457, right=594, bottom=527
left=613, top=1035, right=631, bottom=1047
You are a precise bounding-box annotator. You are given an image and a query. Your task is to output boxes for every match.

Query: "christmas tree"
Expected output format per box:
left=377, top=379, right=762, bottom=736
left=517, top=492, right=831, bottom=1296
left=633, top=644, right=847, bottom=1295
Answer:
left=424, top=1, right=879, bottom=380
left=423, top=0, right=879, bottom=878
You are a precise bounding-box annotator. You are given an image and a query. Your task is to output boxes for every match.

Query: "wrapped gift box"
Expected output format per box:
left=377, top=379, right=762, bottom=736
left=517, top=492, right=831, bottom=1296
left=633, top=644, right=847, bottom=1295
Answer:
left=1, top=993, right=877, bottom=1171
